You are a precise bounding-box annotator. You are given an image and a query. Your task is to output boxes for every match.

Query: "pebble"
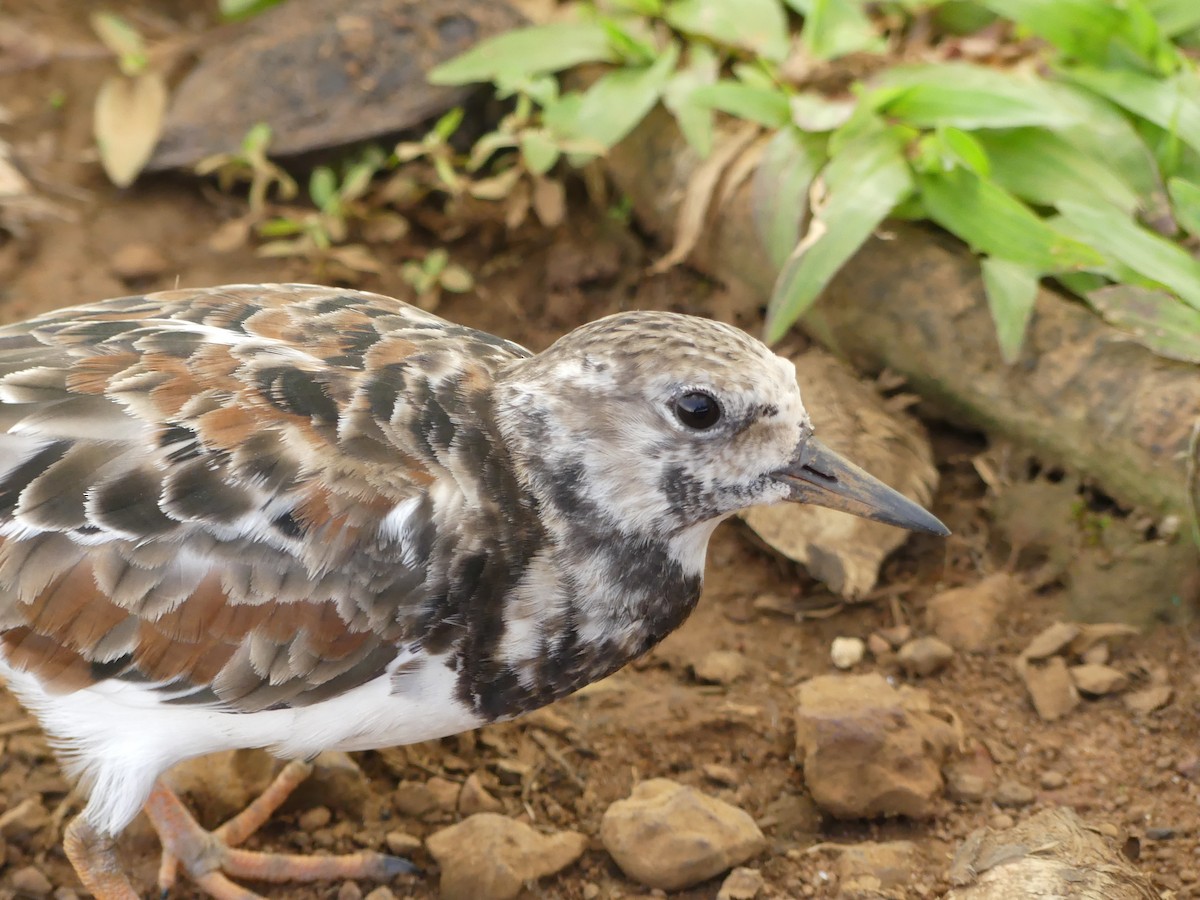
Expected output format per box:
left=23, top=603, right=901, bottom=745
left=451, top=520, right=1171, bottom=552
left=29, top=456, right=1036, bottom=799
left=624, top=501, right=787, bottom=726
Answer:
left=703, top=763, right=739, bottom=786
left=1070, top=664, right=1128, bottom=696
left=877, top=625, right=912, bottom=648
left=835, top=841, right=918, bottom=889
left=1040, top=770, right=1067, bottom=790
left=989, top=813, right=1015, bottom=829
left=494, top=759, right=532, bottom=786
left=393, top=781, right=442, bottom=819
left=944, top=768, right=988, bottom=803
left=1019, top=656, right=1080, bottom=721
left=384, top=830, right=422, bottom=856
left=600, top=779, right=765, bottom=891
left=0, top=796, right=50, bottom=839
left=427, top=814, right=586, bottom=900
left=426, top=776, right=461, bottom=812
left=717, top=866, right=765, bottom=900
left=458, top=772, right=503, bottom=816
left=363, top=888, right=396, bottom=900
left=110, top=242, right=169, bottom=282
left=693, top=650, right=749, bottom=685
left=297, top=806, right=332, bottom=831
left=582, top=884, right=601, bottom=900
left=830, top=637, right=865, bottom=670
left=897, top=636, right=954, bottom=677
left=1081, top=642, right=1110, bottom=665
left=1146, top=826, right=1178, bottom=840
left=925, top=573, right=1016, bottom=652
left=10, top=866, right=53, bottom=898
left=866, top=633, right=891, bottom=658
left=794, top=673, right=957, bottom=819
left=994, top=779, right=1035, bottom=808
left=336, top=883, right=363, bottom=900
left=1124, top=684, right=1173, bottom=714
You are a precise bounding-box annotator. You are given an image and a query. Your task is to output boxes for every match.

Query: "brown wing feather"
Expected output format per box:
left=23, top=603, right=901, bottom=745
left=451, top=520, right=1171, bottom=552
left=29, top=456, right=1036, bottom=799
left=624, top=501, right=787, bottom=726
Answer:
left=0, top=284, right=528, bottom=711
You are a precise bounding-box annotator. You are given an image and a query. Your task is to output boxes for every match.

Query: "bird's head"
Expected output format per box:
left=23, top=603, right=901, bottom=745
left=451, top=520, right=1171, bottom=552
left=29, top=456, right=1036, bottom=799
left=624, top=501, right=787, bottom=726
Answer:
left=495, top=312, right=947, bottom=551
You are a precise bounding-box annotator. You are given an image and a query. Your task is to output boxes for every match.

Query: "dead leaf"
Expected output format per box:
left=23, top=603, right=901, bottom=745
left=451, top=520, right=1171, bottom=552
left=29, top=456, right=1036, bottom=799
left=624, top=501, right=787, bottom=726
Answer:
left=650, top=121, right=761, bottom=275
left=94, top=70, right=168, bottom=187
left=531, top=175, right=566, bottom=228
left=505, top=178, right=532, bottom=230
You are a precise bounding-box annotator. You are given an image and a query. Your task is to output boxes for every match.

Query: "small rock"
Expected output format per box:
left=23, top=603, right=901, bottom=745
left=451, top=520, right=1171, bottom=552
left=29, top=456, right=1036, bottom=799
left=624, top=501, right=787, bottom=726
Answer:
left=1021, top=622, right=1081, bottom=660
left=717, top=866, right=765, bottom=900
left=522, top=707, right=576, bottom=737
left=336, top=883, right=363, bottom=900
left=600, top=779, right=766, bottom=891
left=1081, top=642, right=1110, bottom=666
left=427, top=776, right=461, bottom=812
left=897, top=636, right=954, bottom=677
left=289, top=751, right=370, bottom=816
left=0, top=796, right=50, bottom=839
left=110, top=241, right=169, bottom=282
left=1146, top=826, right=1177, bottom=840
left=866, top=633, right=891, bottom=658
left=52, top=890, right=79, bottom=900
left=926, top=573, right=1017, bottom=652
left=363, top=889, right=395, bottom=900
left=1040, top=770, right=1067, bottom=790
left=384, top=831, right=422, bottom=856
left=989, top=813, right=1015, bottom=829
left=297, top=806, right=332, bottom=831
left=1070, top=664, right=1129, bottom=696
left=703, top=764, right=739, bottom=786
left=394, top=781, right=442, bottom=819
left=582, top=884, right=601, bottom=900
left=1124, top=684, right=1172, bottom=714
left=694, top=650, right=749, bottom=685
left=10, top=866, right=53, bottom=898
left=458, top=772, right=503, bottom=816
left=835, top=841, right=919, bottom=889
left=427, top=814, right=586, bottom=900
left=794, top=673, right=957, bottom=819
left=752, top=593, right=794, bottom=615
left=1019, top=656, right=1080, bottom=722
left=494, top=759, right=531, bottom=786
left=830, top=637, right=865, bottom=670
left=944, top=769, right=988, bottom=803
left=877, top=625, right=912, bottom=648
left=994, top=779, right=1035, bottom=808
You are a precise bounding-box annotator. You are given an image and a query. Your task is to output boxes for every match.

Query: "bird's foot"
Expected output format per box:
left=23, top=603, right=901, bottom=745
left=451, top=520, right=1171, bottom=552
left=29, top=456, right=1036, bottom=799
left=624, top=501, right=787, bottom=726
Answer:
left=145, top=759, right=415, bottom=900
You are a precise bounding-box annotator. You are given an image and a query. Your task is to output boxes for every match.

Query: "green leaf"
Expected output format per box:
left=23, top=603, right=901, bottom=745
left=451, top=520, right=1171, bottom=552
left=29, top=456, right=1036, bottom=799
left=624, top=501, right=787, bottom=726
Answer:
left=309, top=167, right=337, bottom=210
left=979, top=128, right=1141, bottom=213
left=975, top=0, right=1139, bottom=63
left=560, top=42, right=680, bottom=149
left=868, top=63, right=1088, bottom=130
left=792, top=0, right=884, bottom=61
left=752, top=127, right=828, bottom=267
left=1168, top=176, right=1200, bottom=236
left=519, top=129, right=561, bottom=175
left=690, top=81, right=791, bottom=128
left=917, top=167, right=1105, bottom=271
left=90, top=12, right=148, bottom=76
left=1145, top=0, right=1200, bottom=37
left=981, top=257, right=1040, bottom=363
left=789, top=92, right=857, bottom=132
left=218, top=0, right=285, bottom=20
left=1056, top=199, right=1200, bottom=309
left=1087, top=283, right=1200, bottom=362
left=664, top=0, right=790, bottom=62
left=664, top=44, right=719, bottom=158
left=935, top=127, right=991, bottom=175
left=1063, top=66, right=1200, bottom=158
left=764, top=126, right=913, bottom=343
left=428, top=23, right=617, bottom=85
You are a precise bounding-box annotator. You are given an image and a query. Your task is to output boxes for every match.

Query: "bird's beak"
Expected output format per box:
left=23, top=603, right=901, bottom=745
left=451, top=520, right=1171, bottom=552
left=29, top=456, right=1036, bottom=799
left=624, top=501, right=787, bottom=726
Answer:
left=772, top=438, right=950, bottom=535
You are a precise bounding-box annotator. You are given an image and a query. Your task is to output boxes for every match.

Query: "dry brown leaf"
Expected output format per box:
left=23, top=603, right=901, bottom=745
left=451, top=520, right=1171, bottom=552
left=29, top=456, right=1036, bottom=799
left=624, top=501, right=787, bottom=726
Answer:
left=649, top=121, right=760, bottom=276
left=532, top=175, right=566, bottom=228
left=94, top=70, right=168, bottom=188
left=505, top=178, right=532, bottom=230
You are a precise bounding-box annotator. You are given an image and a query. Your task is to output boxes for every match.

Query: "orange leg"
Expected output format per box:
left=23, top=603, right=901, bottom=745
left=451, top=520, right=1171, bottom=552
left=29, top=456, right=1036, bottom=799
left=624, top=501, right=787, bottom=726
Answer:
left=145, top=760, right=416, bottom=899
left=63, top=816, right=139, bottom=900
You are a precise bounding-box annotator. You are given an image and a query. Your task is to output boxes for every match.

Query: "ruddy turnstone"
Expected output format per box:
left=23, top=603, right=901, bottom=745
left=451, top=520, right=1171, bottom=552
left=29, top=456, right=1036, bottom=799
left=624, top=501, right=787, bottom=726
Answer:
left=0, top=284, right=947, bottom=898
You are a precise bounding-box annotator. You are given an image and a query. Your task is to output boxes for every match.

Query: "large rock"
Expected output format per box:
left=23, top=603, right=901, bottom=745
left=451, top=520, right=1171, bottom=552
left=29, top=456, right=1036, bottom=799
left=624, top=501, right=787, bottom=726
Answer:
left=426, top=813, right=586, bottom=900
left=741, top=348, right=938, bottom=600
left=600, top=779, right=766, bottom=890
left=793, top=673, right=958, bottom=818
left=926, top=574, right=1017, bottom=652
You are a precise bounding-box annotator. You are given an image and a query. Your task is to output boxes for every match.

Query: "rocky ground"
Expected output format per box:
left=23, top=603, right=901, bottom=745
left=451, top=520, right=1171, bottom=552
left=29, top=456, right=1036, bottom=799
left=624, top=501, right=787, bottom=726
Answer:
left=2, top=2, right=1200, bottom=899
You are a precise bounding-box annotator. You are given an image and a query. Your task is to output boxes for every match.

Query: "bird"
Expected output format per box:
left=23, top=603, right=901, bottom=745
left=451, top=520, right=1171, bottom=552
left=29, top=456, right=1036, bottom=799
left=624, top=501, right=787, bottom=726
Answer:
left=0, top=283, right=947, bottom=899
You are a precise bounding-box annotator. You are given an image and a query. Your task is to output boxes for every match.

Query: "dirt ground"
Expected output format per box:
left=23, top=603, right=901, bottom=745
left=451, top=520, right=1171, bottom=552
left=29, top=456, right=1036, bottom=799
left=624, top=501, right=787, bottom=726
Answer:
left=2, top=3, right=1200, bottom=899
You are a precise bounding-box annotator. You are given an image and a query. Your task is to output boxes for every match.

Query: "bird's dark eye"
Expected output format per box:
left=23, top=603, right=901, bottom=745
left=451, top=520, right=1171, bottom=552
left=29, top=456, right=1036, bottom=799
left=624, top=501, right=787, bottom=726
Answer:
left=674, top=391, right=722, bottom=430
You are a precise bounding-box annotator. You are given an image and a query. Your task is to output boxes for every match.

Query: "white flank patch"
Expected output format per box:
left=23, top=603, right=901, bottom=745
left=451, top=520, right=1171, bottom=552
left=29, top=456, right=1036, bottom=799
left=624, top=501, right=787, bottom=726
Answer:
left=0, top=650, right=483, bottom=837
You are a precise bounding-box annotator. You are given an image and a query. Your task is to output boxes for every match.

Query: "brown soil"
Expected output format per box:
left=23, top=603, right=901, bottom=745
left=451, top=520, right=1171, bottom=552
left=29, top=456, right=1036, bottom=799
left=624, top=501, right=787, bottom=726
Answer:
left=2, top=3, right=1200, bottom=899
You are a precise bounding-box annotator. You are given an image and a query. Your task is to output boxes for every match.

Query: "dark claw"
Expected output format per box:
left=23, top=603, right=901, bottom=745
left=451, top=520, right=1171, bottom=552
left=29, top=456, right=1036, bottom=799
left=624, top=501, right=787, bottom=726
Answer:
left=381, top=854, right=421, bottom=877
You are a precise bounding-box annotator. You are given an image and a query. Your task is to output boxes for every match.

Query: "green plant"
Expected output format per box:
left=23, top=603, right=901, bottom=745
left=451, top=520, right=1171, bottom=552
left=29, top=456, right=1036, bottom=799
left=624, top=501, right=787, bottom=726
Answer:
left=195, top=124, right=298, bottom=213
left=257, top=146, right=403, bottom=281
left=401, top=248, right=475, bottom=310
left=430, top=0, right=1200, bottom=362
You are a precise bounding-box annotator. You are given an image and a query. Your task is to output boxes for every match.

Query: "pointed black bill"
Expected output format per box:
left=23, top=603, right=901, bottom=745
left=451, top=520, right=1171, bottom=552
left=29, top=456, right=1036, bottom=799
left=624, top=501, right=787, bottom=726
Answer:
left=772, top=438, right=950, bottom=535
